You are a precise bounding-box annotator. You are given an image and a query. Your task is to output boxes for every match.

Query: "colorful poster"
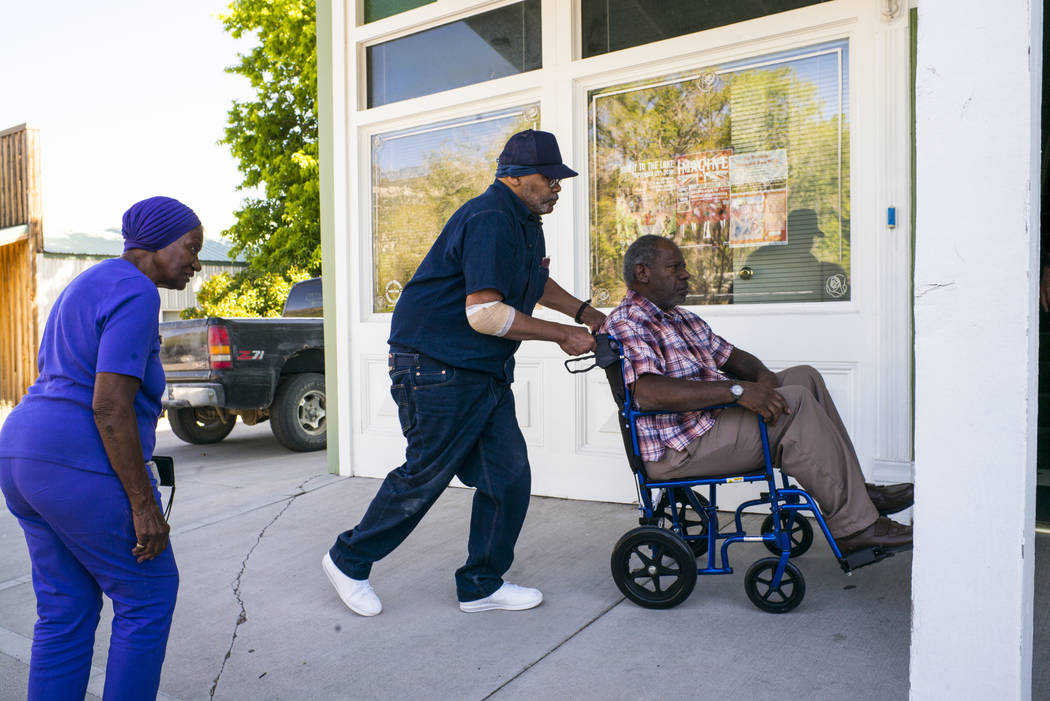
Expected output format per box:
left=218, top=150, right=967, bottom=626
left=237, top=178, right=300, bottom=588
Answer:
left=675, top=149, right=732, bottom=247
left=730, top=149, right=788, bottom=188
left=619, top=157, right=677, bottom=236
left=729, top=149, right=788, bottom=247
left=622, top=158, right=677, bottom=191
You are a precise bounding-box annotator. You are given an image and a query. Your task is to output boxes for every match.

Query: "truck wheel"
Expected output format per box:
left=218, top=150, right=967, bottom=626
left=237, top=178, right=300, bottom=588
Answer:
left=168, top=407, right=236, bottom=444
left=270, top=373, right=326, bottom=452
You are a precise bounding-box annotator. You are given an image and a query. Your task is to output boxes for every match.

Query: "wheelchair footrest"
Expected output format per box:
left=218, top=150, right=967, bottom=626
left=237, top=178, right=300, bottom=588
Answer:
left=838, top=543, right=912, bottom=574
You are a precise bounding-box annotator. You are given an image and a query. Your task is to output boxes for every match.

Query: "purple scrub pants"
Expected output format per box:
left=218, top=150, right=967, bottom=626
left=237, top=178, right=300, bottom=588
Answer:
left=0, top=457, right=179, bottom=701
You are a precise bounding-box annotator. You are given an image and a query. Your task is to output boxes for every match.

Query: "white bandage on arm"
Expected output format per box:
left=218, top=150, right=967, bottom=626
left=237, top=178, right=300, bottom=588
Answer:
left=466, top=300, right=516, bottom=337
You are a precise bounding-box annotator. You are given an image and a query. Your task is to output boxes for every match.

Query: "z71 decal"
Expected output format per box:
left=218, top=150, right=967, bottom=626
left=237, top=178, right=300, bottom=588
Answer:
left=237, top=350, right=265, bottom=361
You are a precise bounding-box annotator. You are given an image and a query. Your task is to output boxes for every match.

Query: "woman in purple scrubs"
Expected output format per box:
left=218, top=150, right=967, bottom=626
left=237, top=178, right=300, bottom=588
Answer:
left=0, top=196, right=202, bottom=700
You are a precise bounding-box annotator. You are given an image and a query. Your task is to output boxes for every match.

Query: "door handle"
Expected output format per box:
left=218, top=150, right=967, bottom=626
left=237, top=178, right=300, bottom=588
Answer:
left=738, top=266, right=754, bottom=280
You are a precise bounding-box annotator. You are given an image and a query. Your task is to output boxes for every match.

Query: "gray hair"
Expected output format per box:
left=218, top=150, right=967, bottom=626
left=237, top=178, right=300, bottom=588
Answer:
left=622, top=234, right=672, bottom=285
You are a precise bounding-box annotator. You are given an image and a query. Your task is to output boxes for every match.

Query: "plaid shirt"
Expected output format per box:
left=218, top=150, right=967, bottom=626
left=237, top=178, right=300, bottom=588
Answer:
left=601, top=289, right=734, bottom=462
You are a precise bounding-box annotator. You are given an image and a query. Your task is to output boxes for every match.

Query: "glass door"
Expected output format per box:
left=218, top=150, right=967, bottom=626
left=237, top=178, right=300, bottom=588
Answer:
left=588, top=40, right=851, bottom=308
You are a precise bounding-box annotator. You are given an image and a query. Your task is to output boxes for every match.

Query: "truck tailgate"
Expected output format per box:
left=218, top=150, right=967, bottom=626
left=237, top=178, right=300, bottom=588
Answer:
left=159, top=320, right=210, bottom=377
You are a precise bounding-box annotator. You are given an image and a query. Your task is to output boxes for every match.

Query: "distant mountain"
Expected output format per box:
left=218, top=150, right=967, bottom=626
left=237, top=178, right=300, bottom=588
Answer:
left=43, top=229, right=244, bottom=264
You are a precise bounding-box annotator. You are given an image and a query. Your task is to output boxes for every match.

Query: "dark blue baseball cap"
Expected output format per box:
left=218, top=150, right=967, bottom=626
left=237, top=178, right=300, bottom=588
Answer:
left=497, top=129, right=578, bottom=179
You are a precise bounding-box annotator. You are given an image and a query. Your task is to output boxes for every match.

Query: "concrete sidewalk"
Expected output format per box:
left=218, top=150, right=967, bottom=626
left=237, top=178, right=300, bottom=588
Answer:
left=0, top=421, right=964, bottom=699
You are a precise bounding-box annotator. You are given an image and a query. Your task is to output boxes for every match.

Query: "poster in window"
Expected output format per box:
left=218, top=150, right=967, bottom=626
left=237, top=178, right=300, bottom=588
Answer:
left=676, top=149, right=731, bottom=248
left=621, top=158, right=676, bottom=236
left=729, top=150, right=788, bottom=247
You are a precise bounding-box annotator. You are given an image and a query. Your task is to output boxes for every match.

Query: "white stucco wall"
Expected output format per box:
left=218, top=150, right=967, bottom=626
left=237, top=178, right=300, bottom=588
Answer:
left=911, top=1, right=1040, bottom=697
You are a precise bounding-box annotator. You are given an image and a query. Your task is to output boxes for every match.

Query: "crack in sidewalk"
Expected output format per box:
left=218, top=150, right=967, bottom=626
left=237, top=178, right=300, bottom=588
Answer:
left=480, top=596, right=625, bottom=700
left=208, top=475, right=321, bottom=699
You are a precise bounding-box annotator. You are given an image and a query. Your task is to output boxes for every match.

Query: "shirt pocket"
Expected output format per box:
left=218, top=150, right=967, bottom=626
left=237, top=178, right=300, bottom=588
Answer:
left=664, top=349, right=706, bottom=380
left=523, top=264, right=549, bottom=314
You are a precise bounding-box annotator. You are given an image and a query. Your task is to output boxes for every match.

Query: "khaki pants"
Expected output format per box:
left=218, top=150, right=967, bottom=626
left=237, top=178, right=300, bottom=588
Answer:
left=644, top=365, right=878, bottom=537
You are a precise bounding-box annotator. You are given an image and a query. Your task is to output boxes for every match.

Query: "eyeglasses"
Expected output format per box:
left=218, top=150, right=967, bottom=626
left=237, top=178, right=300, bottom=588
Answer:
left=544, top=176, right=561, bottom=189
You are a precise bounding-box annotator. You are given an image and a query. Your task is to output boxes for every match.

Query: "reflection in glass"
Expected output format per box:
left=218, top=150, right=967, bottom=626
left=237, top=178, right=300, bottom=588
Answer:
left=364, top=0, right=434, bottom=25
left=371, top=105, right=540, bottom=313
left=367, top=0, right=541, bottom=107
left=581, top=0, right=830, bottom=58
left=588, top=40, right=849, bottom=306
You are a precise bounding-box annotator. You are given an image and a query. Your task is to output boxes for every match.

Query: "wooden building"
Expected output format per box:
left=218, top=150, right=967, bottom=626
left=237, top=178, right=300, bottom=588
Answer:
left=0, top=124, right=42, bottom=410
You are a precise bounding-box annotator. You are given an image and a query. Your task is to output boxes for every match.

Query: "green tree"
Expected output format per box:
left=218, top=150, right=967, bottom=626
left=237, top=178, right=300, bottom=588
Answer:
left=220, top=0, right=320, bottom=277
left=181, top=268, right=312, bottom=319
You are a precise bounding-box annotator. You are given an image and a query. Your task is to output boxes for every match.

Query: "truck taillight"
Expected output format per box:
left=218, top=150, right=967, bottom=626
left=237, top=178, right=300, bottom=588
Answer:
left=208, top=325, right=232, bottom=369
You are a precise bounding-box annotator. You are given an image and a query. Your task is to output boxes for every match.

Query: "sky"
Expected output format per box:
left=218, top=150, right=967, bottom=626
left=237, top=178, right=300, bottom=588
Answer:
left=1, top=0, right=257, bottom=242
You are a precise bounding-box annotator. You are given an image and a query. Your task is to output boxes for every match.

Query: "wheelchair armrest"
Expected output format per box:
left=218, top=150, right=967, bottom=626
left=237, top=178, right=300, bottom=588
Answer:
left=631, top=402, right=740, bottom=417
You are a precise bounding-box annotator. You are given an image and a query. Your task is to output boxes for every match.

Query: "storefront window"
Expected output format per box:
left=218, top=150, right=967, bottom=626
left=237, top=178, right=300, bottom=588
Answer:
left=580, top=0, right=830, bottom=58
left=367, top=0, right=541, bottom=107
left=588, top=40, right=849, bottom=306
left=371, top=104, right=540, bottom=312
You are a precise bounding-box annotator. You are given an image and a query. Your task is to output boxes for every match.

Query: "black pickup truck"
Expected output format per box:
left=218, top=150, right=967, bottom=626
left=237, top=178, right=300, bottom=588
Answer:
left=159, top=278, right=326, bottom=452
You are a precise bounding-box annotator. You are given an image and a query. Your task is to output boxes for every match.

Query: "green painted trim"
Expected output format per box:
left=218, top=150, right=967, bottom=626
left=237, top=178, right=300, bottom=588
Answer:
left=317, top=0, right=340, bottom=477
left=364, top=0, right=434, bottom=24
left=910, top=6, right=917, bottom=453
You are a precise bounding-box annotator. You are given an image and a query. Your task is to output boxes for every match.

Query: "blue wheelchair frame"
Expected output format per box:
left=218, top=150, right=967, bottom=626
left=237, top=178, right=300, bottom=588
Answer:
left=626, top=399, right=848, bottom=566
left=568, top=334, right=894, bottom=613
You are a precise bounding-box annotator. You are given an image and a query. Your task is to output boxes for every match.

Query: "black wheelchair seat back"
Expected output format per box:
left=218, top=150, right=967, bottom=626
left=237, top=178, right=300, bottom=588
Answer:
left=600, top=335, right=650, bottom=478
left=566, top=334, right=648, bottom=477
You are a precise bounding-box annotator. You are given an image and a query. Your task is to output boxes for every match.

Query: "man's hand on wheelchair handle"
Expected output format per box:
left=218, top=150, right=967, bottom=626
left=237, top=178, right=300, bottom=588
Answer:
left=737, top=382, right=790, bottom=424
left=558, top=325, right=598, bottom=356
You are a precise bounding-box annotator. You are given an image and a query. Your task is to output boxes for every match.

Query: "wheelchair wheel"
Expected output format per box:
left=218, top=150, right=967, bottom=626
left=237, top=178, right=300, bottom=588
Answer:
left=760, top=512, right=814, bottom=557
left=611, top=526, right=697, bottom=609
left=744, top=557, right=806, bottom=613
left=657, top=488, right=710, bottom=557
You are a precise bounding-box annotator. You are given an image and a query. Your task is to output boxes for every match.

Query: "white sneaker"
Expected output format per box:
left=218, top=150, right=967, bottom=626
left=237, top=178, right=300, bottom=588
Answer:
left=322, top=553, right=382, bottom=616
left=459, top=582, right=543, bottom=612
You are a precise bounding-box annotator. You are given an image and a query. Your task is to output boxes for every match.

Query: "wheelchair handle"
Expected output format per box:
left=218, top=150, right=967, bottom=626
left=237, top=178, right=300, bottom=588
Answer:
left=563, top=333, right=620, bottom=374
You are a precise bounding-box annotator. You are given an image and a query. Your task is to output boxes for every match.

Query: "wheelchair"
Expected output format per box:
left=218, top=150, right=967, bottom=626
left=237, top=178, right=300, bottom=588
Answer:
left=566, top=334, right=900, bottom=613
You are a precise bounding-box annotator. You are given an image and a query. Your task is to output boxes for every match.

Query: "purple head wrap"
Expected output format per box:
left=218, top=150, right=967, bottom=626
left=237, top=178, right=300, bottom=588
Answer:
left=122, top=196, right=201, bottom=252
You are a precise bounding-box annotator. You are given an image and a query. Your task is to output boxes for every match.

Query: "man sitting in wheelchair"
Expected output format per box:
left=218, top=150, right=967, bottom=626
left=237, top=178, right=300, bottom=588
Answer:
left=601, top=234, right=912, bottom=555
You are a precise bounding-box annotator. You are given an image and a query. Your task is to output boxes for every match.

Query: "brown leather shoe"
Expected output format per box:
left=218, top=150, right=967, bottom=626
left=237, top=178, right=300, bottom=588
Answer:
left=864, top=482, right=914, bottom=515
left=837, top=517, right=913, bottom=555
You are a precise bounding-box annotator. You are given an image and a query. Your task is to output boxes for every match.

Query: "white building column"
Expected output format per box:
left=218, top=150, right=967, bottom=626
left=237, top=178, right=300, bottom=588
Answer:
left=317, top=0, right=351, bottom=476
left=911, top=1, right=1041, bottom=697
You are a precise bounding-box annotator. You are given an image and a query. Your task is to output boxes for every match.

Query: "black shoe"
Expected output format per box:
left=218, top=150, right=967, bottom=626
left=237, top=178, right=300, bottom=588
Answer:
left=837, top=517, right=913, bottom=555
left=864, top=482, right=914, bottom=515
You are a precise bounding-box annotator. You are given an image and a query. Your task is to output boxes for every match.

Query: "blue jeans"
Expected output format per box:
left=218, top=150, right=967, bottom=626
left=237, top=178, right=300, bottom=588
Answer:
left=0, top=458, right=179, bottom=701
left=330, top=351, right=531, bottom=602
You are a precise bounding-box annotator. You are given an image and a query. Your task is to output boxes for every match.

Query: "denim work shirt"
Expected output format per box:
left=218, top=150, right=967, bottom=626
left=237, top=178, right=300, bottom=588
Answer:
left=388, top=179, right=550, bottom=382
